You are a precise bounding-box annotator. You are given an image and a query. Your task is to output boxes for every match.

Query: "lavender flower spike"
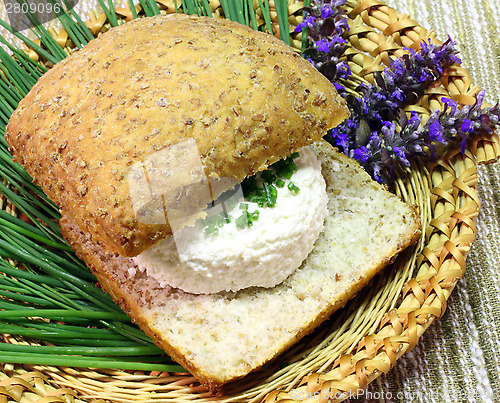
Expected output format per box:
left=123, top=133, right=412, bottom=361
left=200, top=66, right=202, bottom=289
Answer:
left=410, top=91, right=500, bottom=155
left=304, top=6, right=499, bottom=186
left=299, top=0, right=350, bottom=84
left=379, top=36, right=461, bottom=106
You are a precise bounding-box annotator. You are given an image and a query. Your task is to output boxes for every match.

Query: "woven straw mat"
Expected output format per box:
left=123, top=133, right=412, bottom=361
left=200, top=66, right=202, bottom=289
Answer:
left=0, top=0, right=499, bottom=402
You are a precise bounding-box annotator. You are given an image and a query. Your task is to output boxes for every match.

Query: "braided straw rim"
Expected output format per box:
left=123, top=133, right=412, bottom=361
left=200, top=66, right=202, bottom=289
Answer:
left=1, top=0, right=499, bottom=402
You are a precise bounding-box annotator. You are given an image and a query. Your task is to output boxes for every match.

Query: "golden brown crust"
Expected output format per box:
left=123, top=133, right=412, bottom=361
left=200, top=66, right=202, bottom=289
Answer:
left=6, top=14, right=349, bottom=257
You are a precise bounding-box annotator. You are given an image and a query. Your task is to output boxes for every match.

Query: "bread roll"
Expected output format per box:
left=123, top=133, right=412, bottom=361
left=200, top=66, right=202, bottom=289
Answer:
left=5, top=14, right=421, bottom=393
left=5, top=14, right=349, bottom=257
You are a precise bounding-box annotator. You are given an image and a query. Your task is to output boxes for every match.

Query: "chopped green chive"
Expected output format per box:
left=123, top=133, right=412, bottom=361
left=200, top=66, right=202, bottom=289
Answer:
left=261, top=170, right=277, bottom=183
left=235, top=204, right=259, bottom=229
left=263, top=182, right=277, bottom=207
left=202, top=209, right=231, bottom=236
left=202, top=151, right=301, bottom=235
left=288, top=182, right=300, bottom=194
left=235, top=214, right=248, bottom=229
left=270, top=153, right=299, bottom=179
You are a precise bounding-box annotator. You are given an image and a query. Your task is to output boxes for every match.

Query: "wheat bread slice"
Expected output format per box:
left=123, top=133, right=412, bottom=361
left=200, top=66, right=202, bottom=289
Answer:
left=60, top=140, right=421, bottom=393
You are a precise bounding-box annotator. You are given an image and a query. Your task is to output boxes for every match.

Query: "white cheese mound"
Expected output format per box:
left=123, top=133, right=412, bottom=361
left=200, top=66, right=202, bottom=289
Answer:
left=133, top=146, right=328, bottom=294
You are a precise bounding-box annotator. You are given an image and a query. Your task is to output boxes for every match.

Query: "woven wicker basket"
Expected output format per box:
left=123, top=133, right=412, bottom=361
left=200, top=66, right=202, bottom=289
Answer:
left=1, top=0, right=499, bottom=402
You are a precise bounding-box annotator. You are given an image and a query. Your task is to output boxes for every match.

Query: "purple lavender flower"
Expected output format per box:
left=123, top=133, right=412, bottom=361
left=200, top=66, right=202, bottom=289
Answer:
left=336, top=61, right=351, bottom=79
left=299, top=0, right=350, bottom=86
left=329, top=127, right=352, bottom=156
left=335, top=18, right=349, bottom=34
left=423, top=91, right=498, bottom=152
left=372, top=164, right=382, bottom=182
left=421, top=37, right=462, bottom=67
left=461, top=119, right=475, bottom=133
left=369, top=132, right=382, bottom=149
left=343, top=91, right=499, bottom=184
left=428, top=119, right=445, bottom=143
left=353, top=146, right=372, bottom=163
left=325, top=37, right=471, bottom=183
left=305, top=6, right=498, bottom=185
left=333, top=82, right=345, bottom=91
left=295, top=15, right=317, bottom=32
left=356, top=84, right=400, bottom=126
left=392, top=87, right=405, bottom=102
left=441, top=97, right=458, bottom=114
left=393, top=146, right=410, bottom=167
left=316, top=39, right=331, bottom=52
left=377, top=38, right=461, bottom=106
left=320, top=5, right=335, bottom=19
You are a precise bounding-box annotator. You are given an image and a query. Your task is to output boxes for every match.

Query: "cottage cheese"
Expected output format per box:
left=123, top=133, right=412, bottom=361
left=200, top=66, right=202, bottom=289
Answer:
left=133, top=146, right=328, bottom=294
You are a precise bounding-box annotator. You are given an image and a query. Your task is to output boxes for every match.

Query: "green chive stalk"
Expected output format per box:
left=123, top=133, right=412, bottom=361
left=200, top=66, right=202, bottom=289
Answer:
left=0, top=0, right=291, bottom=372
